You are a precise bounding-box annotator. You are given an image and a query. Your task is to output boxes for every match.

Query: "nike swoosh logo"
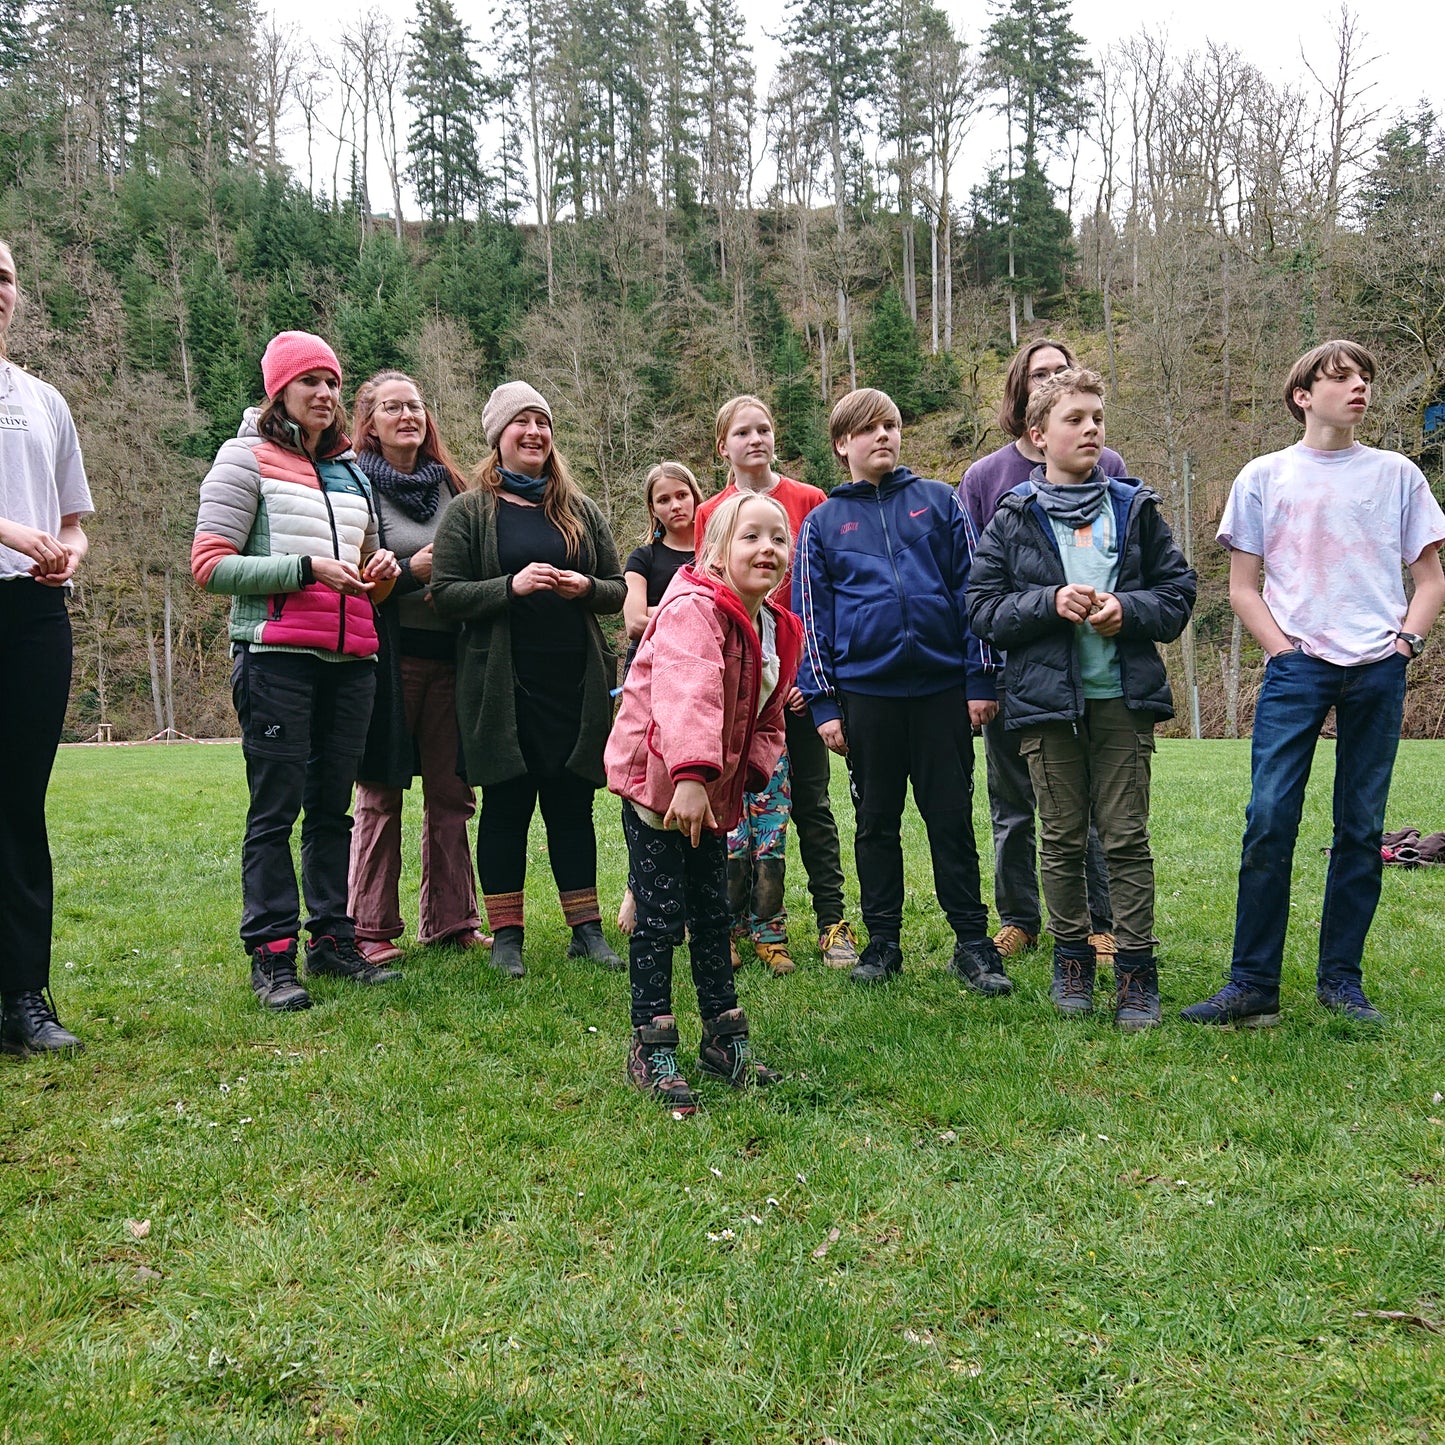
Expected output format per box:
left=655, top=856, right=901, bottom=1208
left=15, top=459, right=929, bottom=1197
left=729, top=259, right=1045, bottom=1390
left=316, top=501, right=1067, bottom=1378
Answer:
left=910, top=508, right=927, bottom=517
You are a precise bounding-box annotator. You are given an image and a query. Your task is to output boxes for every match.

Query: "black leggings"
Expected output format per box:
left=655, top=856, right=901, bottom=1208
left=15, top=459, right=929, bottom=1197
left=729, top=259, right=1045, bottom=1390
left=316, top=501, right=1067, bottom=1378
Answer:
left=0, top=581, right=72, bottom=994
left=622, top=803, right=736, bottom=1027
left=477, top=770, right=599, bottom=896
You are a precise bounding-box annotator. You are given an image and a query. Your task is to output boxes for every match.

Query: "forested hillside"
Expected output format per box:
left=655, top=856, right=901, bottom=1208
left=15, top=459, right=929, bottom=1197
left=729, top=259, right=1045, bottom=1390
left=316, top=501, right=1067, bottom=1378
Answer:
left=3, top=0, right=1442, bottom=738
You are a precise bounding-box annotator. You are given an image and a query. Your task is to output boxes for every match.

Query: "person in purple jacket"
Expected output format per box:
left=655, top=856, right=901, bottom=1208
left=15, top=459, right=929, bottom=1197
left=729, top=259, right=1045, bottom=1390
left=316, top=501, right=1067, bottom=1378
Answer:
left=958, top=339, right=1127, bottom=970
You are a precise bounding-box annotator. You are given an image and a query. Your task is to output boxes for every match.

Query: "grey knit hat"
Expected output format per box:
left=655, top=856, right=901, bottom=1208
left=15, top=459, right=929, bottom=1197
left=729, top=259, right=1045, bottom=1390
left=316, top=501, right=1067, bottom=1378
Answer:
left=482, top=380, right=553, bottom=450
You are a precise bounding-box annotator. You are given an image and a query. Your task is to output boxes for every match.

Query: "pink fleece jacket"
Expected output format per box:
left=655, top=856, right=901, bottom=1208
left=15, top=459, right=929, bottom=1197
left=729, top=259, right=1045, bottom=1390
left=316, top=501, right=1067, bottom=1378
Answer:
left=605, top=565, right=802, bottom=835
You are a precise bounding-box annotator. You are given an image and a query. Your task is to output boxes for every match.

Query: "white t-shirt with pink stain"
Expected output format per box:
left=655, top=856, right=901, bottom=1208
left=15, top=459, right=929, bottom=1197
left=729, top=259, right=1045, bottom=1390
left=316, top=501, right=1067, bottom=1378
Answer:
left=1217, top=442, right=1445, bottom=666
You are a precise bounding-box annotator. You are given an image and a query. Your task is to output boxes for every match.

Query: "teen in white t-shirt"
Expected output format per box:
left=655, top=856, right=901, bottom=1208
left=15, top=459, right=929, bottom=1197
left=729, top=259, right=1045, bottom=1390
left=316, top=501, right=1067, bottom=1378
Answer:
left=1184, top=341, right=1445, bottom=1029
left=0, top=239, right=93, bottom=1056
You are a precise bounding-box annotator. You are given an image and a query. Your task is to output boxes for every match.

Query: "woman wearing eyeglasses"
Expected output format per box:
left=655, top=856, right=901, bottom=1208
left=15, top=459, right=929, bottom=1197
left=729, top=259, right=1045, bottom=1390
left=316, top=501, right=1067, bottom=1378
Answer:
left=347, top=370, right=487, bottom=965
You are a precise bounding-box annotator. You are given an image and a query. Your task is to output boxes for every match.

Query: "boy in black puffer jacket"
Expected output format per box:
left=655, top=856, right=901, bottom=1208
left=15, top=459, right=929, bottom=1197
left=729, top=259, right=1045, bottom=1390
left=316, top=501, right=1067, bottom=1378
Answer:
left=967, top=369, right=1196, bottom=1028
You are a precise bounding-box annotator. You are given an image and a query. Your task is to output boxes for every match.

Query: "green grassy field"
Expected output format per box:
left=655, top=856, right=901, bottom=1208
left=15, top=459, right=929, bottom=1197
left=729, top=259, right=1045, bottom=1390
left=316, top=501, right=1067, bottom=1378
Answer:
left=3, top=740, right=1443, bottom=1443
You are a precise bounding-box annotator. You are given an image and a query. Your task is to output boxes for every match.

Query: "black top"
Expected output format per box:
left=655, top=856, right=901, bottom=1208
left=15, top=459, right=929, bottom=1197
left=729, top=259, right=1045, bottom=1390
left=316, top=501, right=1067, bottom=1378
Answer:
left=625, top=540, right=694, bottom=606
left=497, top=499, right=589, bottom=776
left=624, top=539, right=694, bottom=673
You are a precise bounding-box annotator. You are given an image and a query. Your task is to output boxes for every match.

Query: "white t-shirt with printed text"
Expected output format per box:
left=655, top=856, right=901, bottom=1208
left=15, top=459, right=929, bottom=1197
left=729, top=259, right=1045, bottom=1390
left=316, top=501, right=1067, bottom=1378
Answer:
left=0, top=359, right=94, bottom=581
left=1217, top=442, right=1445, bottom=666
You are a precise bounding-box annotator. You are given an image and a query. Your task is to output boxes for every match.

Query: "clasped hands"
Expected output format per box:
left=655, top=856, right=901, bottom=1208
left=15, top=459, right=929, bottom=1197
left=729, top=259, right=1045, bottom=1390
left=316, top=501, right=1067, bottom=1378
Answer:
left=512, top=561, right=593, bottom=599
left=313, top=550, right=401, bottom=596
left=1056, top=582, right=1123, bottom=636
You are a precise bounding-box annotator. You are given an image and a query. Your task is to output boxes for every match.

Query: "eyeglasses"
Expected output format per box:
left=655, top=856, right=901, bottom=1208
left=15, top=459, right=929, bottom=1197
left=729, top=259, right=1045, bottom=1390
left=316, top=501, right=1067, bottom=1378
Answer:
left=377, top=400, right=426, bottom=416
left=1027, top=365, right=1071, bottom=384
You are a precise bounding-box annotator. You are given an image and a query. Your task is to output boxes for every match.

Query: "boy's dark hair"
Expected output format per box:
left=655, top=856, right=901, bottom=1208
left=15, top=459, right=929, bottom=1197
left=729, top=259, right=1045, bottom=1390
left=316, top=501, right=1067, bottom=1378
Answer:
left=1284, top=341, right=1377, bottom=424
left=829, top=387, right=902, bottom=452
left=999, top=338, right=1079, bottom=438
left=1023, top=368, right=1106, bottom=438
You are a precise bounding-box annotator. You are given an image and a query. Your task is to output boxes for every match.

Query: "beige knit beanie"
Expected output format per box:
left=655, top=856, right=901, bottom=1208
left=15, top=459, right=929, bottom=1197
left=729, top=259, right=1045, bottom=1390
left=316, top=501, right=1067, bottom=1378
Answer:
left=482, top=381, right=552, bottom=450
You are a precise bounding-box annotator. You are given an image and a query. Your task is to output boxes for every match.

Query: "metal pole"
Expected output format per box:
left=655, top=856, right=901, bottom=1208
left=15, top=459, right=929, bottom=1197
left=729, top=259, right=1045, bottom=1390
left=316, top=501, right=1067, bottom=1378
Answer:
left=1182, top=451, right=1202, bottom=739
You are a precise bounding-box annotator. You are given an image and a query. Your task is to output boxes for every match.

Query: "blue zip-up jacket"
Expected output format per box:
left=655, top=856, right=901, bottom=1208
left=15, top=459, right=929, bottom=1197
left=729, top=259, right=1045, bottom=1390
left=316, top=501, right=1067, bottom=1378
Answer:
left=792, top=466, right=996, bottom=726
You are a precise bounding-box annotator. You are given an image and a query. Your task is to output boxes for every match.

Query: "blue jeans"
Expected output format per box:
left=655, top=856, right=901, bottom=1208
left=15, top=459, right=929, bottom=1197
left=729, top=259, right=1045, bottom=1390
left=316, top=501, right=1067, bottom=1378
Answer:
left=1230, top=649, right=1408, bottom=991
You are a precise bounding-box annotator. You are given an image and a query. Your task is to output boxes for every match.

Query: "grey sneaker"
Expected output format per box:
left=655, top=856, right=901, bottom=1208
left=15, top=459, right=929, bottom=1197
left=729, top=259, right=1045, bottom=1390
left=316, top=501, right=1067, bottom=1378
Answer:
left=948, top=937, right=1013, bottom=996
left=1180, top=981, right=1281, bottom=1027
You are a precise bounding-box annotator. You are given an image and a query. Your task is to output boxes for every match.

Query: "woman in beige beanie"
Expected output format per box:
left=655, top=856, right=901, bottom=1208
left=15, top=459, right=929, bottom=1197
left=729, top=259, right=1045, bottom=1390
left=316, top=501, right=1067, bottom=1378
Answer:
left=431, top=382, right=626, bottom=978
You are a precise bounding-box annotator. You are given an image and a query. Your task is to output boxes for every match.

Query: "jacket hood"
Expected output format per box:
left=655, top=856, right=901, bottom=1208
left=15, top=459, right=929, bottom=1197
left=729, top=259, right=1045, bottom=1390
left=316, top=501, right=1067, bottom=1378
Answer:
left=828, top=465, right=924, bottom=500
left=235, top=405, right=356, bottom=461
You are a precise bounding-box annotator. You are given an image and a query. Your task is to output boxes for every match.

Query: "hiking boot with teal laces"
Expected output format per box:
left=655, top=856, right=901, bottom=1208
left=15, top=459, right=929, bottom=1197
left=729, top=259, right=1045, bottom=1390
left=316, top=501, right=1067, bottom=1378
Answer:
left=1180, top=980, right=1281, bottom=1028
left=699, top=1008, right=781, bottom=1088
left=1317, top=979, right=1385, bottom=1024
left=627, top=1015, right=696, bottom=1112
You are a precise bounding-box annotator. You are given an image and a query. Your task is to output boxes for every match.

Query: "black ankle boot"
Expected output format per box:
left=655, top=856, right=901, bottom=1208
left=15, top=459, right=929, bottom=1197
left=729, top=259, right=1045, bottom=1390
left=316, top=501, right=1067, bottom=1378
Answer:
left=305, top=935, right=400, bottom=985
left=1051, top=947, right=1096, bottom=1016
left=568, top=920, right=622, bottom=970
left=627, top=1015, right=695, bottom=1111
left=489, top=926, right=525, bottom=978
left=1, top=990, right=84, bottom=1056
left=699, top=1008, right=781, bottom=1087
left=1114, top=951, right=1162, bottom=1030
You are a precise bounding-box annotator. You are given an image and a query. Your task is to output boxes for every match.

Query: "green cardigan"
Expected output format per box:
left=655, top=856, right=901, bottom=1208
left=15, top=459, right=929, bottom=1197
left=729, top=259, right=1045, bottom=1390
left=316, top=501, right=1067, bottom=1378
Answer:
left=430, top=489, right=625, bottom=788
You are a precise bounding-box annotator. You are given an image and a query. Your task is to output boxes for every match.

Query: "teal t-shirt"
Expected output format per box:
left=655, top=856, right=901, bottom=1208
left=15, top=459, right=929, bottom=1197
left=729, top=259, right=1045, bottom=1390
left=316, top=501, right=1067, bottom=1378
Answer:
left=1048, top=504, right=1123, bottom=698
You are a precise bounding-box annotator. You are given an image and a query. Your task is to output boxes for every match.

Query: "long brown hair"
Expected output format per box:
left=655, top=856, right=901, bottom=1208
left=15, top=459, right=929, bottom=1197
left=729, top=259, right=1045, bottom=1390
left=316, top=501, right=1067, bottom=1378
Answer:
left=352, top=369, right=469, bottom=489
left=474, top=446, right=591, bottom=564
left=998, top=338, right=1079, bottom=439
left=641, top=461, right=702, bottom=544
left=256, top=390, right=350, bottom=459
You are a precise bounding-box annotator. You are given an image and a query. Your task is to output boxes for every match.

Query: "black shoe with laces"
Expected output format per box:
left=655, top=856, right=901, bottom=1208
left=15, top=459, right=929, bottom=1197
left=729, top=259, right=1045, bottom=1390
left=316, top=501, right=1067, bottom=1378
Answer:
left=0, top=989, right=84, bottom=1056
left=850, top=938, right=903, bottom=984
left=250, top=940, right=312, bottom=1011
left=1113, top=952, right=1162, bottom=1030
left=949, top=936, right=1014, bottom=996
left=1317, top=978, right=1385, bottom=1024
left=305, top=934, right=401, bottom=985
left=1050, top=947, right=1096, bottom=1016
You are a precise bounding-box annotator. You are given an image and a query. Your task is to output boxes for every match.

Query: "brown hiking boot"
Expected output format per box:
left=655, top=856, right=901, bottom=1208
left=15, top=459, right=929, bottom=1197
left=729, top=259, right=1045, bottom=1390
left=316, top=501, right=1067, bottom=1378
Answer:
left=754, top=940, right=795, bottom=976
left=993, top=924, right=1038, bottom=957
left=627, top=1016, right=696, bottom=1113
left=818, top=920, right=860, bottom=969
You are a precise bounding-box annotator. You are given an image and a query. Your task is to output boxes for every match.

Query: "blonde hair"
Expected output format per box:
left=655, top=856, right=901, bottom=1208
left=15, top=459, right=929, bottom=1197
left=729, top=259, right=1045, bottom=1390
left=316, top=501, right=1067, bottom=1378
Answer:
left=828, top=388, right=902, bottom=450
left=642, top=461, right=703, bottom=543
left=1023, top=367, right=1106, bottom=437
left=698, top=491, right=792, bottom=596
left=714, top=394, right=777, bottom=482
left=473, top=446, right=591, bottom=564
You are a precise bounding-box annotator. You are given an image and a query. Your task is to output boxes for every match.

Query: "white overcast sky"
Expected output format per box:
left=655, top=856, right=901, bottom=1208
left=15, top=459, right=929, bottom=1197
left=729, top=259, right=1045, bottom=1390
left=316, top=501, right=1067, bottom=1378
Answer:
left=275, top=0, right=1443, bottom=218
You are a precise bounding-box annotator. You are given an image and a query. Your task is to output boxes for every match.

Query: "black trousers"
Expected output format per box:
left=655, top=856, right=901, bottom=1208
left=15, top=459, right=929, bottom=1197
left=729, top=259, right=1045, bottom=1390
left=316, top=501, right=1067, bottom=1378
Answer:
left=232, top=648, right=376, bottom=950
left=476, top=769, right=598, bottom=897
left=622, top=803, right=736, bottom=1027
left=784, top=706, right=847, bottom=929
left=841, top=686, right=988, bottom=945
left=0, top=581, right=71, bottom=994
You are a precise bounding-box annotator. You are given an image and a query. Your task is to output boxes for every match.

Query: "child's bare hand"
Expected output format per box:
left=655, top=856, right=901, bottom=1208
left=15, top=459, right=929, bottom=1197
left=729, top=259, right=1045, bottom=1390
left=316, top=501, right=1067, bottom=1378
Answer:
left=664, top=780, right=717, bottom=845
left=1055, top=583, right=1098, bottom=624
left=817, top=720, right=847, bottom=755
left=1088, top=592, right=1123, bottom=636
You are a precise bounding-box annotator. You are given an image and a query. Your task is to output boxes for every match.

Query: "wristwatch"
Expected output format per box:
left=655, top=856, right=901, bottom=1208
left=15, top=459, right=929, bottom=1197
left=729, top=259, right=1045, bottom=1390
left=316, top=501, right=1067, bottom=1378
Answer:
left=1395, top=630, right=1426, bottom=658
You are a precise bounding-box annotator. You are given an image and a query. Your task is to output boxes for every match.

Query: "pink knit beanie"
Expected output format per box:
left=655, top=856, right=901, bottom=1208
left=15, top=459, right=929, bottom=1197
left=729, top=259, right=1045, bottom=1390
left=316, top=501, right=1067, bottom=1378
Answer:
left=482, top=380, right=552, bottom=449
left=261, top=331, right=342, bottom=399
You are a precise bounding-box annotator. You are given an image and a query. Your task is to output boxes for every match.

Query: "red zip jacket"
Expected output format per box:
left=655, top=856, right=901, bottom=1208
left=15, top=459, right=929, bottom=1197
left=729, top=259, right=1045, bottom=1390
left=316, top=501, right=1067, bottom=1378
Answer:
left=605, top=565, right=801, bottom=835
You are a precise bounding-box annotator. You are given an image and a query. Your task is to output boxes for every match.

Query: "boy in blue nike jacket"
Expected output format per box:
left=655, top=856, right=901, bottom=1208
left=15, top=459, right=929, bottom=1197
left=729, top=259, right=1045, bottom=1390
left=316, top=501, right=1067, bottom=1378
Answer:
left=793, top=387, right=1011, bottom=994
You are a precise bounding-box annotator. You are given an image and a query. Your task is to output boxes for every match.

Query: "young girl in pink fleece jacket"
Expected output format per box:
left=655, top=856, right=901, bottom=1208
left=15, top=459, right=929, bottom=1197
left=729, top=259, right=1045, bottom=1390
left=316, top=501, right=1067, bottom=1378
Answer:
left=605, top=492, right=802, bottom=1113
